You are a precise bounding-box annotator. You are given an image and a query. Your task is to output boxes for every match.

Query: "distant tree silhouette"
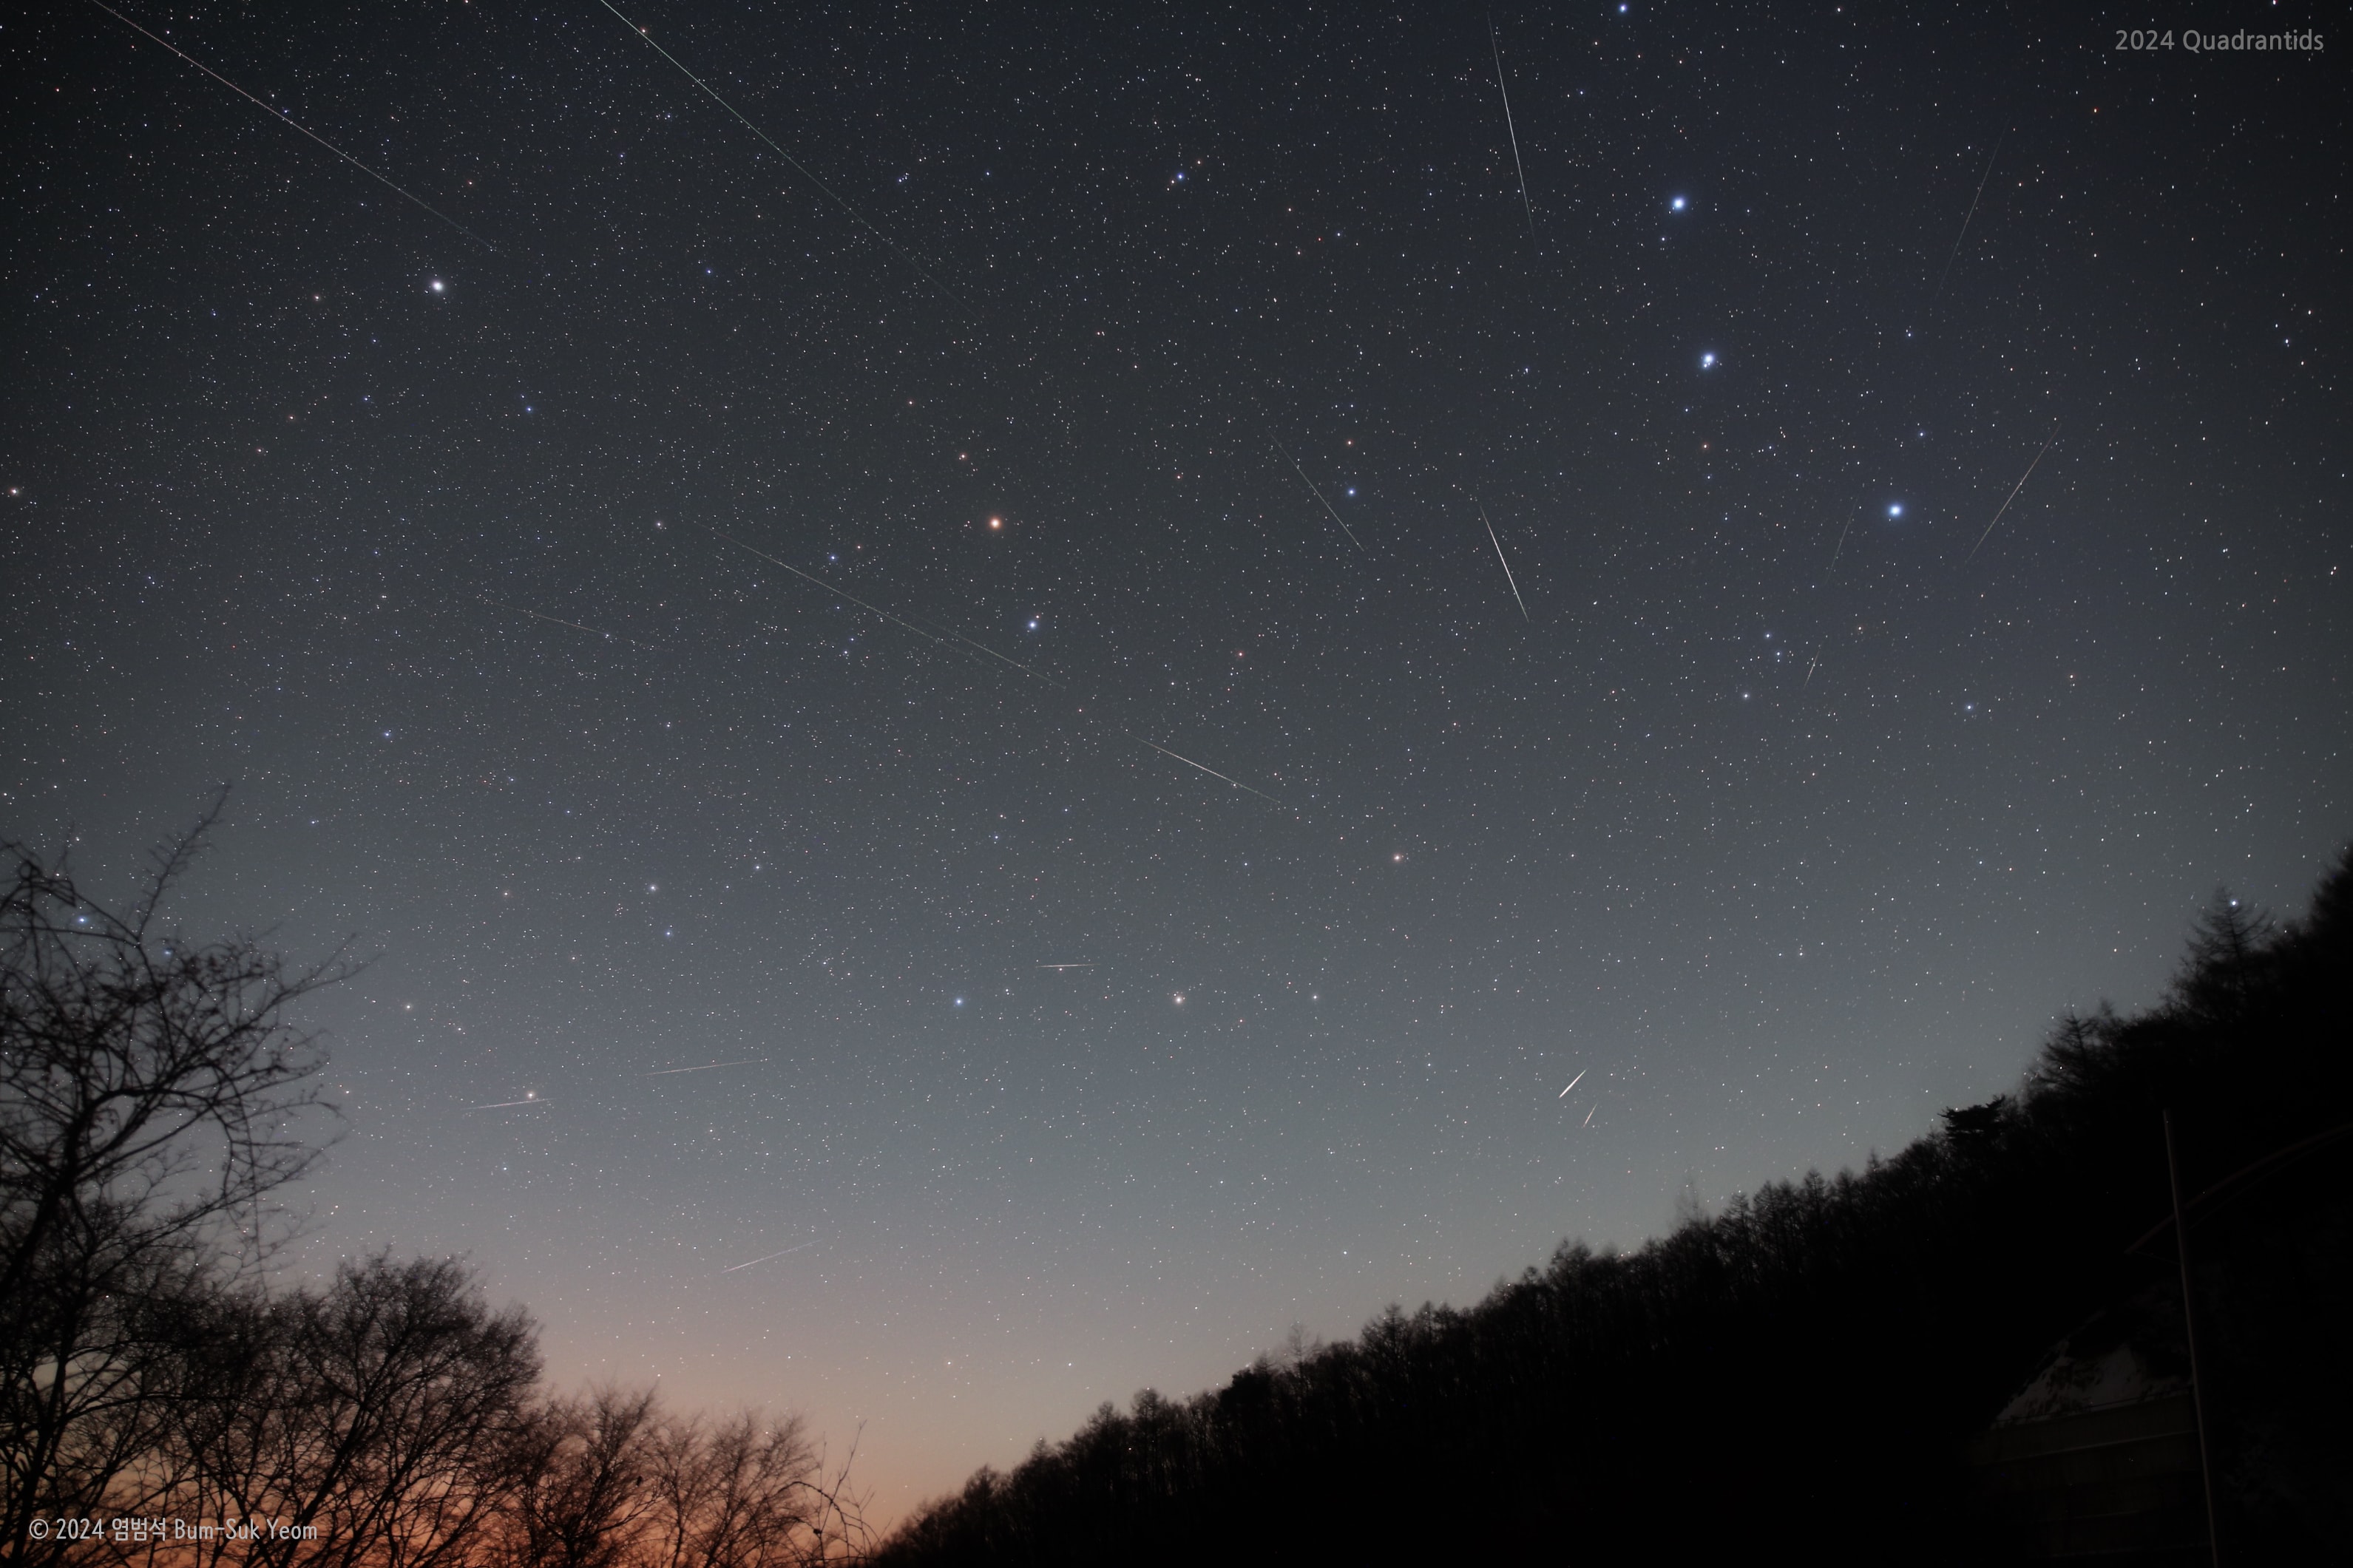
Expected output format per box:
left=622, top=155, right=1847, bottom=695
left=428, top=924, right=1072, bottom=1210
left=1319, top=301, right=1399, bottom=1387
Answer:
left=1940, top=1095, right=2011, bottom=1138
left=499, top=1386, right=663, bottom=1568
left=2173, top=891, right=2275, bottom=1022
left=126, top=1255, right=543, bottom=1568
left=876, top=850, right=2353, bottom=1567
left=495, top=1387, right=867, bottom=1568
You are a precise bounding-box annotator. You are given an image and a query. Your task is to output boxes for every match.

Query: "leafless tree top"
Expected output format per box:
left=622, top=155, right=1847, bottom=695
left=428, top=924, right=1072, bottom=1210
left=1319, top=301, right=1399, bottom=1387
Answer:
left=1, top=793, right=352, bottom=1299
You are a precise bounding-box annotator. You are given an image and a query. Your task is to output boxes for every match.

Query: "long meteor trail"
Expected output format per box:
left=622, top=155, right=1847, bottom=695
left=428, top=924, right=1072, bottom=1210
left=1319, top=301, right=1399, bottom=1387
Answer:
left=702, top=524, right=1038, bottom=679
left=645, top=1058, right=768, bottom=1076
left=1138, top=739, right=1285, bottom=807
left=1557, top=1068, right=1587, bottom=1099
left=85, top=0, right=494, bottom=251
left=1477, top=500, right=1530, bottom=621
left=597, top=0, right=975, bottom=316
left=1270, top=439, right=1362, bottom=551
left=1964, top=427, right=2058, bottom=563
left=722, top=1241, right=816, bottom=1274
left=702, top=526, right=1284, bottom=811
left=1489, top=15, right=1537, bottom=244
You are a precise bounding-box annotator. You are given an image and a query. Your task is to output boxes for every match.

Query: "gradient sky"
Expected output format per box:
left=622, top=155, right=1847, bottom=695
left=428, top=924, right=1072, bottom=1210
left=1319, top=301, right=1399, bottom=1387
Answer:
left=5, top=0, right=2345, bottom=1519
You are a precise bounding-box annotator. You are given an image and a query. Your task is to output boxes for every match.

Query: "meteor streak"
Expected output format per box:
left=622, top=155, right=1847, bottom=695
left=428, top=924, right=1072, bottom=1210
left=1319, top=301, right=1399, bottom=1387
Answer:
left=1964, top=427, right=2058, bottom=563
left=702, top=524, right=1038, bottom=678
left=1558, top=1068, right=1586, bottom=1099
left=467, top=1096, right=547, bottom=1111
left=1489, top=15, right=1537, bottom=244
left=1828, top=511, right=1854, bottom=570
left=1582, top=1104, right=1597, bottom=1127
left=1930, top=130, right=2004, bottom=310
left=1477, top=500, right=1530, bottom=621
left=645, top=1057, right=768, bottom=1076
left=1270, top=439, right=1363, bottom=551
left=1138, top=739, right=1284, bottom=807
left=703, top=529, right=1290, bottom=816
left=596, top=0, right=975, bottom=316
left=1037, top=963, right=1095, bottom=971
left=722, top=1240, right=816, bottom=1274
left=85, top=0, right=494, bottom=251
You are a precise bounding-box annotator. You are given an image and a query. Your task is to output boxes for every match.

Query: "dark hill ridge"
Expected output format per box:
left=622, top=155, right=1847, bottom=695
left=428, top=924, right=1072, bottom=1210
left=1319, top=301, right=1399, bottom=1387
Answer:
left=877, top=855, right=2353, bottom=1566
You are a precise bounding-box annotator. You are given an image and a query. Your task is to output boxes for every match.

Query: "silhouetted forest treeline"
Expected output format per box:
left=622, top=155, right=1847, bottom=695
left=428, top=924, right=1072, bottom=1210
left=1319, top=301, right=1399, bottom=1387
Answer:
left=877, top=855, right=2353, bottom=1566
left=1, top=810, right=867, bottom=1567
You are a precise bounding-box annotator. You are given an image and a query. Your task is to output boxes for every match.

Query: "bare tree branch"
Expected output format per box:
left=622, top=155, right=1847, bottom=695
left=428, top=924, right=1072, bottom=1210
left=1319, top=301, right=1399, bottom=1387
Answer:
left=2, top=801, right=351, bottom=1561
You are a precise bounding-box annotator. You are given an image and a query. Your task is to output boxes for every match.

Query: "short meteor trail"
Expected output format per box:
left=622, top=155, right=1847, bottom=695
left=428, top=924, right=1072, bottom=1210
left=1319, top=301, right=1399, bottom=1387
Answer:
left=1964, top=427, right=2058, bottom=563
left=1477, top=500, right=1530, bottom=621
left=1582, top=1104, right=1598, bottom=1127
left=1828, top=511, right=1855, bottom=570
left=1489, top=15, right=1537, bottom=244
left=1270, top=439, right=1363, bottom=551
left=597, top=0, right=975, bottom=316
left=1138, top=739, right=1284, bottom=807
left=644, top=1057, right=768, bottom=1076
left=85, top=0, right=494, bottom=251
left=722, top=1240, right=816, bottom=1274
left=1557, top=1068, right=1587, bottom=1099
left=482, top=596, right=651, bottom=648
left=703, top=526, right=1283, bottom=815
left=1037, top=963, right=1095, bottom=971
left=1930, top=130, right=2004, bottom=310
left=1804, top=655, right=1820, bottom=688
left=467, top=1096, right=548, bottom=1111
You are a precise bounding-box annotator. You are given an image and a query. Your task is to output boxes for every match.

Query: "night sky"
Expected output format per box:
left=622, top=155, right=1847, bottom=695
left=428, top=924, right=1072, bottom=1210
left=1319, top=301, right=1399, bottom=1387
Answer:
left=5, top=0, right=2346, bottom=1518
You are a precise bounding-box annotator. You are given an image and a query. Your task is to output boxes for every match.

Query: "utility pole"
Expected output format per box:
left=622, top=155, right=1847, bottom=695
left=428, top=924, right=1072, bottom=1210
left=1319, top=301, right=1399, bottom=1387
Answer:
left=2164, top=1110, right=2221, bottom=1568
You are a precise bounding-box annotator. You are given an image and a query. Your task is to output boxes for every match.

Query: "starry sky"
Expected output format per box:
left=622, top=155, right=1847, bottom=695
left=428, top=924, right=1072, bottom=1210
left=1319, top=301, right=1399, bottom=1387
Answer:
left=4, top=0, right=2346, bottom=1518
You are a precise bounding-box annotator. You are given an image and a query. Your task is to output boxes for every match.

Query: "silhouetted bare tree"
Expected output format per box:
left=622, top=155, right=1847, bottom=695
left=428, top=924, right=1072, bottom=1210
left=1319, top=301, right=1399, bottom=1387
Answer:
left=125, top=1255, right=541, bottom=1568
left=4, top=808, right=869, bottom=1567
left=645, top=1408, right=841, bottom=1568
left=498, top=1389, right=870, bottom=1568
left=496, top=1386, right=663, bottom=1568
left=1, top=800, right=348, bottom=1563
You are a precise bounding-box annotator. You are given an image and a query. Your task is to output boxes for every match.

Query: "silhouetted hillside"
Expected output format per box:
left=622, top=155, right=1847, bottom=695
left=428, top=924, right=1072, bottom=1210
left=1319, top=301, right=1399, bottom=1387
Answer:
left=877, top=855, right=2353, bottom=1566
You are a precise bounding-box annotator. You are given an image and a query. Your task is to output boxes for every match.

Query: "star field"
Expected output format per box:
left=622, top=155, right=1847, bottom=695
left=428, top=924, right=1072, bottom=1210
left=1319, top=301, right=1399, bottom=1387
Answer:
left=4, top=0, right=2346, bottom=1518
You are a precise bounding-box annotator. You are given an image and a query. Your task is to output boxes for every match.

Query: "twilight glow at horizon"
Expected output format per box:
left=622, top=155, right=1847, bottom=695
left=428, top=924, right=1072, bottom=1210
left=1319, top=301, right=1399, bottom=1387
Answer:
left=6, top=0, right=2343, bottom=1521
